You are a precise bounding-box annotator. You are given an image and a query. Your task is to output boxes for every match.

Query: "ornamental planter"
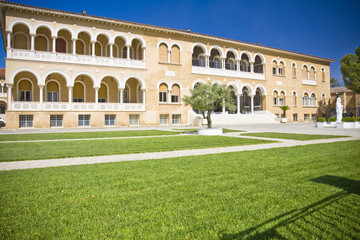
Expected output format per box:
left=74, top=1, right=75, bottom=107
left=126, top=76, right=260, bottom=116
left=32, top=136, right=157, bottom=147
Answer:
left=355, top=122, right=360, bottom=128
left=316, top=122, right=325, bottom=128
left=342, top=122, right=355, bottom=128
left=280, top=118, right=287, bottom=123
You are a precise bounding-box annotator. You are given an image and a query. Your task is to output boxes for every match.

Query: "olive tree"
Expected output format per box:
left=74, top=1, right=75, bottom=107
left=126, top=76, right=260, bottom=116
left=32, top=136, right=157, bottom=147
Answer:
left=183, top=82, right=236, bottom=128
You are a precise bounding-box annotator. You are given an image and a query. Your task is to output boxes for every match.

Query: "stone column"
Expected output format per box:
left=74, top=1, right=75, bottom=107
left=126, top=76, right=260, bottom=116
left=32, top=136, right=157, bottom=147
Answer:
left=250, top=61, right=254, bottom=73
left=167, top=50, right=171, bottom=63
left=7, top=85, right=12, bottom=110
left=30, top=34, right=35, bottom=51
left=68, top=87, right=73, bottom=104
left=142, top=90, right=146, bottom=105
left=39, top=85, right=44, bottom=104
left=221, top=58, right=226, bottom=69
left=250, top=94, right=254, bottom=113
left=237, top=94, right=241, bottom=114
left=6, top=32, right=11, bottom=49
left=236, top=60, right=240, bottom=71
left=52, top=36, right=56, bottom=53
left=119, top=89, right=123, bottom=104
left=126, top=45, right=130, bottom=60
left=72, top=38, right=76, bottom=55
left=109, top=43, right=113, bottom=58
left=94, top=87, right=99, bottom=103
left=91, top=41, right=96, bottom=57
left=205, top=55, right=210, bottom=68
left=142, top=47, right=146, bottom=60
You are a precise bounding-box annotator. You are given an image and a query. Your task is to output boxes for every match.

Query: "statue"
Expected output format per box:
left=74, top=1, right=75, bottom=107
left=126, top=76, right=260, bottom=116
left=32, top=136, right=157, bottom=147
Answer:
left=336, top=94, right=343, bottom=123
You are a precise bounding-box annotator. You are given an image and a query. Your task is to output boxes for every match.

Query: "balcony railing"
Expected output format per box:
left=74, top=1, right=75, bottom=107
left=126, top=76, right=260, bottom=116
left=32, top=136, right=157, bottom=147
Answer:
left=192, top=66, right=265, bottom=80
left=0, top=93, right=7, bottom=98
left=7, top=49, right=146, bottom=69
left=10, top=101, right=145, bottom=112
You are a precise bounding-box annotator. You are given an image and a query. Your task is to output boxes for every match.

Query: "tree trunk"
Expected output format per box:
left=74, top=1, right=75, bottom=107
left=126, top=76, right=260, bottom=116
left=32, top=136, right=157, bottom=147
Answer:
left=207, top=112, right=212, bottom=128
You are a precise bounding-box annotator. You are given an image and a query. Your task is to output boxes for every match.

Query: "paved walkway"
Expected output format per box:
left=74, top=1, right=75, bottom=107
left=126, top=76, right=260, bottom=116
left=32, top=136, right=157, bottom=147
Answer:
left=0, top=133, right=358, bottom=171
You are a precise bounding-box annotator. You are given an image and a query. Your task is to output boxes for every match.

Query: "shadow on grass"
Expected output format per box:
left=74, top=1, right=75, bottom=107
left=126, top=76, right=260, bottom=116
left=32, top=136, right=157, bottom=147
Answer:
left=220, top=175, right=360, bottom=239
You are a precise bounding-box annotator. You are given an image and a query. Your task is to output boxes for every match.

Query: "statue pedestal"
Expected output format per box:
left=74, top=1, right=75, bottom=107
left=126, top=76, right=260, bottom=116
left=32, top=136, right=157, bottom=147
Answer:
left=336, top=122, right=344, bottom=128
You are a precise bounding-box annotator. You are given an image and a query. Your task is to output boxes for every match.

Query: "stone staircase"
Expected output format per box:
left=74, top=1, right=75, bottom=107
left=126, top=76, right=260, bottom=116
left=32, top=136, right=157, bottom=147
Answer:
left=188, top=110, right=280, bottom=126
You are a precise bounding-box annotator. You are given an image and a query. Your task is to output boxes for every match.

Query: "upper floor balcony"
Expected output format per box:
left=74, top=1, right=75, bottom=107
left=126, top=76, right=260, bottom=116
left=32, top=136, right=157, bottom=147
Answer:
left=5, top=21, right=146, bottom=69
left=191, top=44, right=265, bottom=80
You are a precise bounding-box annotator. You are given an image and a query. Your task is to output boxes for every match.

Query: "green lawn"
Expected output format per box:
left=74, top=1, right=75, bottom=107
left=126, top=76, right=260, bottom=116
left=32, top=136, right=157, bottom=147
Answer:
left=0, top=140, right=359, bottom=239
left=0, top=136, right=274, bottom=162
left=223, top=128, right=246, bottom=133
left=241, top=132, right=350, bottom=140
left=172, top=128, right=245, bottom=133
left=0, top=130, right=180, bottom=142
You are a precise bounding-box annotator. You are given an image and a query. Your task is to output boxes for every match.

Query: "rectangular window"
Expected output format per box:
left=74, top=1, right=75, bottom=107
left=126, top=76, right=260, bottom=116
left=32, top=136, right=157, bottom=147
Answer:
left=310, top=97, right=315, bottom=106
left=105, top=114, right=115, bottom=126
left=50, top=115, right=63, bottom=127
left=98, top=98, right=106, bottom=103
left=273, top=97, right=277, bottom=106
left=171, top=95, right=179, bottom=103
left=19, top=115, right=33, bottom=128
left=20, top=90, right=31, bottom=101
left=47, top=92, right=58, bottom=102
left=159, top=92, right=167, bottom=103
left=311, top=114, right=316, bottom=121
left=293, top=95, right=296, bottom=106
left=278, top=98, right=284, bottom=106
left=73, top=98, right=84, bottom=102
left=304, top=114, right=309, bottom=121
left=172, top=114, right=181, bottom=124
left=272, top=67, right=277, bottom=75
left=78, top=114, right=90, bottom=127
left=293, top=114, right=298, bottom=122
left=160, top=114, right=169, bottom=125
left=292, top=68, right=296, bottom=78
left=129, top=114, right=139, bottom=126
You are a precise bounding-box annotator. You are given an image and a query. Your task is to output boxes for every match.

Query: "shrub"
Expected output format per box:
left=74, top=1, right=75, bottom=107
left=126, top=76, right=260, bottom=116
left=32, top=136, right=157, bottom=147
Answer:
left=342, top=117, right=356, bottom=122
left=328, top=117, right=336, bottom=122
left=318, top=117, right=326, bottom=122
left=357, top=117, right=360, bottom=122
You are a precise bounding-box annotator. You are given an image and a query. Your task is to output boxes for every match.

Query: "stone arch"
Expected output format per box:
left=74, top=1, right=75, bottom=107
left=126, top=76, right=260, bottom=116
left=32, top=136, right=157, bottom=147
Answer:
left=254, top=53, right=266, bottom=64
left=130, top=36, right=146, bottom=47
left=42, top=70, right=70, bottom=86
left=253, top=84, right=267, bottom=95
left=99, top=73, right=121, bottom=89
left=209, top=45, right=225, bottom=58
left=240, top=50, right=253, bottom=62
left=72, top=72, right=97, bottom=88
left=191, top=79, right=207, bottom=89
left=123, top=75, right=146, bottom=90
left=8, top=20, right=33, bottom=33
left=225, top=48, right=239, bottom=60
left=10, top=68, right=41, bottom=85
left=34, top=23, right=54, bottom=36
left=226, top=81, right=240, bottom=95
left=157, top=40, right=169, bottom=49
left=170, top=42, right=183, bottom=51
left=54, top=26, right=75, bottom=39
left=192, top=42, right=208, bottom=56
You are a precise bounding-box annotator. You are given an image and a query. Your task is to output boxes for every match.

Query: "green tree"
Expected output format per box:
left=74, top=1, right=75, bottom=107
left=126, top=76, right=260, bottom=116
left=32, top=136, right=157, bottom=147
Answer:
left=183, top=82, right=236, bottom=128
left=330, top=77, right=340, bottom=88
left=279, top=105, right=290, bottom=118
left=340, top=46, right=360, bottom=93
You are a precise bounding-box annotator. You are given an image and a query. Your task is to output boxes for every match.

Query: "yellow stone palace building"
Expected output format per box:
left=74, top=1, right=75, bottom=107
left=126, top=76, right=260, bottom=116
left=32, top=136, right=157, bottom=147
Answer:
left=0, top=1, right=334, bottom=129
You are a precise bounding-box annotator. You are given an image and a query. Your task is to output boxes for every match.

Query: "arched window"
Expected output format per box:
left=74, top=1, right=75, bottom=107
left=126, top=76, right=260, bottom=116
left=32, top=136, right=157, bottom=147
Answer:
left=0, top=103, right=6, bottom=114
left=303, top=93, right=309, bottom=106
left=56, top=38, right=67, bottom=53
left=122, top=46, right=128, bottom=58
left=272, top=61, right=278, bottom=75
left=35, top=35, right=48, bottom=51
left=321, top=68, right=325, bottom=82
left=279, top=62, right=285, bottom=76
left=225, top=51, right=236, bottom=71
left=76, top=40, right=85, bottom=55
left=310, top=93, right=316, bottom=106
left=321, top=93, right=326, bottom=106
left=302, top=66, right=308, bottom=79
left=171, top=45, right=180, bottom=64
left=292, top=63, right=296, bottom=78
left=98, top=83, right=107, bottom=102
left=192, top=45, right=205, bottom=67
left=171, top=84, right=180, bottom=103
left=210, top=49, right=221, bottom=69
left=309, top=67, right=316, bottom=80
left=19, top=80, right=32, bottom=101
left=159, top=43, right=168, bottom=62
left=240, top=54, right=250, bottom=72
left=279, top=91, right=285, bottom=106
left=292, top=92, right=297, bottom=106
left=123, top=85, right=129, bottom=103
left=73, top=82, right=84, bottom=102
left=254, top=56, right=263, bottom=73
left=46, top=81, right=59, bottom=102
left=273, top=90, right=279, bottom=106
left=159, top=83, right=168, bottom=103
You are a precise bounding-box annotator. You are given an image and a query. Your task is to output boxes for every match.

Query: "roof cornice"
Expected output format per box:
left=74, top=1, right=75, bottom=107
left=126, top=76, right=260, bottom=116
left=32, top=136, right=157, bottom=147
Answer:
left=0, top=0, right=334, bottom=63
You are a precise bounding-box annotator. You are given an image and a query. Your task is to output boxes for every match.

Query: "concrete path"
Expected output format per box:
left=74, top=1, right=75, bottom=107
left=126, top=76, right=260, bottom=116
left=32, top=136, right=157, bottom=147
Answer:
left=0, top=134, right=358, bottom=171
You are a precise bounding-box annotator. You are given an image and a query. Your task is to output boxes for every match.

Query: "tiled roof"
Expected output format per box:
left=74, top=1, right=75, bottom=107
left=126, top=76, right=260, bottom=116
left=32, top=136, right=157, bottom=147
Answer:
left=0, top=0, right=334, bottom=63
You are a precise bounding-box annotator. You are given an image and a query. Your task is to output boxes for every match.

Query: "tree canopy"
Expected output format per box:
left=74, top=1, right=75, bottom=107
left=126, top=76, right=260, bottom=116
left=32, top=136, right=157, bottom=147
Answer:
left=340, top=46, right=360, bottom=93
left=183, top=82, right=236, bottom=128
left=330, top=77, right=340, bottom=88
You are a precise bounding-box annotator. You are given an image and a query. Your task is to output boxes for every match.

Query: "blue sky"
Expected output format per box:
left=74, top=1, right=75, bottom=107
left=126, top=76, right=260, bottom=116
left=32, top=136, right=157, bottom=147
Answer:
left=1, top=0, right=359, bottom=85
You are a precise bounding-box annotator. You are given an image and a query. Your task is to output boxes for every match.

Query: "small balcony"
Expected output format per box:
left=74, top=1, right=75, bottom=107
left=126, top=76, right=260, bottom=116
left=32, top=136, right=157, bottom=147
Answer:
left=7, top=49, right=146, bottom=69
left=10, top=102, right=145, bottom=112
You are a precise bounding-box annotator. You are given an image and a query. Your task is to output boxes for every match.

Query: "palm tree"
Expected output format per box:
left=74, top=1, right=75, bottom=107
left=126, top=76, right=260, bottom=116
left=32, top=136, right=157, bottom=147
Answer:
left=330, top=77, right=340, bottom=88
left=279, top=105, right=291, bottom=118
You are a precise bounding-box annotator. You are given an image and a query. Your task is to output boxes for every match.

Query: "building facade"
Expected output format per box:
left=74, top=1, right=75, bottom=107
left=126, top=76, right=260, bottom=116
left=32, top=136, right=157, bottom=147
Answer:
left=0, top=1, right=334, bottom=129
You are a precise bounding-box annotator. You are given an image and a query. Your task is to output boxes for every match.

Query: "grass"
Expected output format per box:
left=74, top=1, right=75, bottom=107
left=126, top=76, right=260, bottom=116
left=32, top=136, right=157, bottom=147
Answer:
left=0, top=136, right=274, bottom=162
left=0, top=140, right=359, bottom=239
left=241, top=132, right=350, bottom=140
left=0, top=130, right=181, bottom=142
left=223, top=128, right=246, bottom=133
left=172, top=128, right=245, bottom=133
